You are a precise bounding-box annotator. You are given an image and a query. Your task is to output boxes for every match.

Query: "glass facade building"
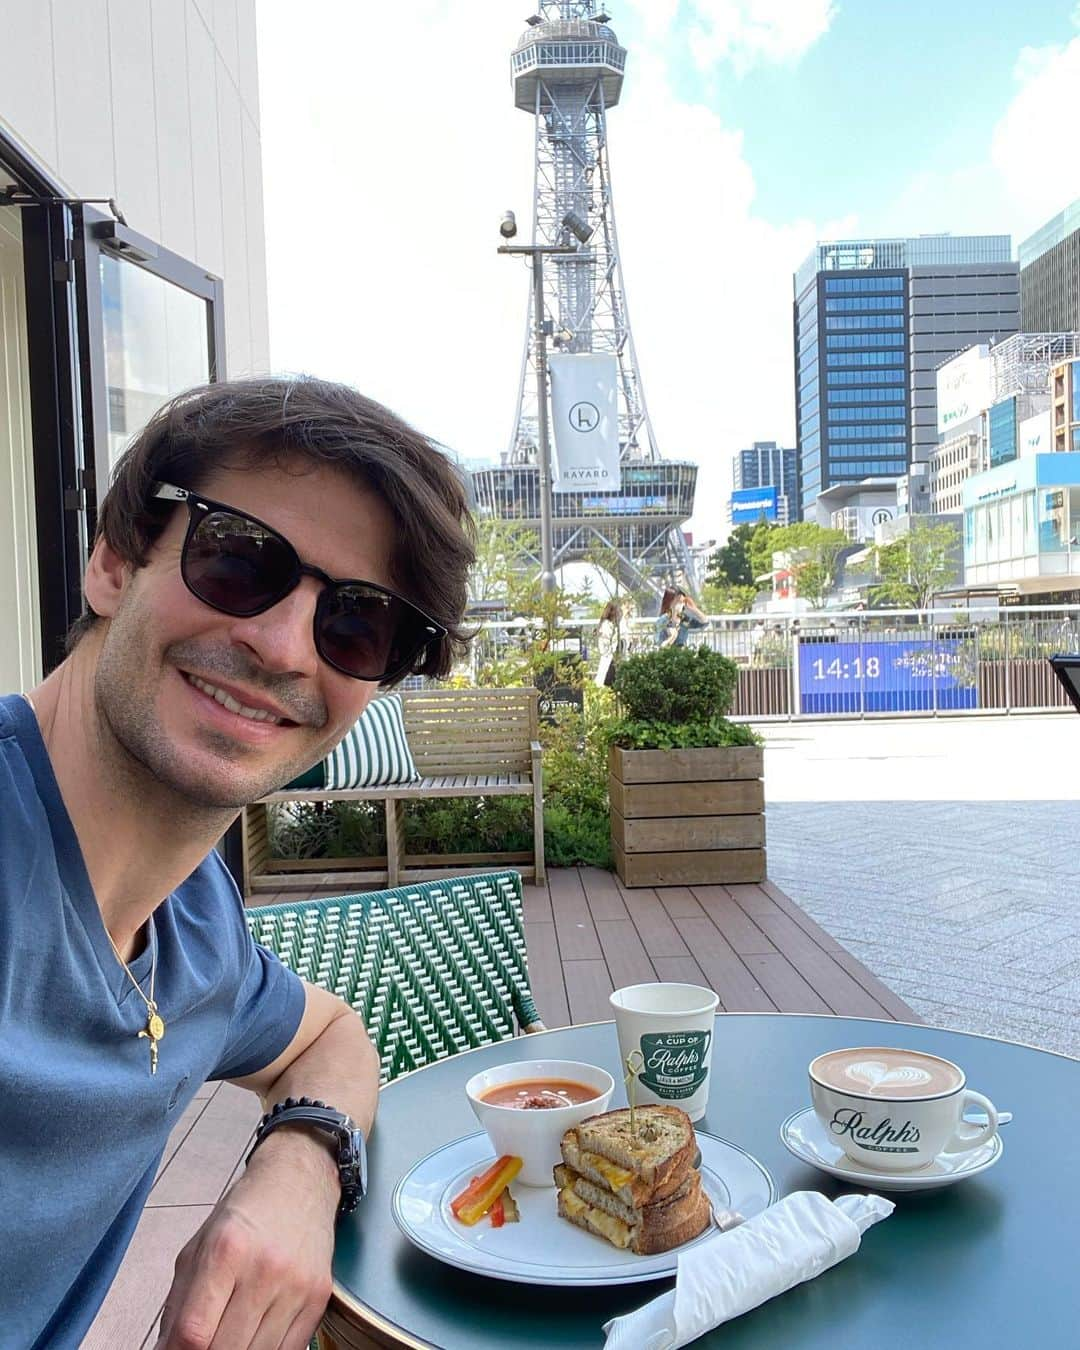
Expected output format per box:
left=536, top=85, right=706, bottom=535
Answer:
left=963, top=453, right=1080, bottom=594
left=1019, top=198, right=1080, bottom=333
left=794, top=235, right=1018, bottom=522
left=988, top=396, right=1018, bottom=468
left=731, top=440, right=800, bottom=524
left=795, top=268, right=909, bottom=518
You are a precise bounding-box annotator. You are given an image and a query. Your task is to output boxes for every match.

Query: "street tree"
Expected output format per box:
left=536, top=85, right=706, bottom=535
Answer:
left=705, top=523, right=756, bottom=587
left=470, top=518, right=543, bottom=613
left=746, top=521, right=848, bottom=606
left=748, top=520, right=780, bottom=584
left=700, top=581, right=758, bottom=614
left=869, top=519, right=961, bottom=609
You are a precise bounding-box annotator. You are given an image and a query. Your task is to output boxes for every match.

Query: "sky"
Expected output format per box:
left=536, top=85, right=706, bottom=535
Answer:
left=256, top=0, right=1080, bottom=542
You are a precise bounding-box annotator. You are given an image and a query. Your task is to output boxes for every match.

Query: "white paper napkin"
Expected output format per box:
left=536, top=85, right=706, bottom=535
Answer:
left=602, top=1191, right=895, bottom=1350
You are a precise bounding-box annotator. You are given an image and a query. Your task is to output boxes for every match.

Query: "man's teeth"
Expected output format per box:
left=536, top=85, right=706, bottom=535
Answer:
left=187, top=675, right=283, bottom=723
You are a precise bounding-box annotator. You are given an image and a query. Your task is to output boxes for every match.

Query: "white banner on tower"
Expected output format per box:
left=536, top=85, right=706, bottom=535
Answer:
left=548, top=353, right=620, bottom=491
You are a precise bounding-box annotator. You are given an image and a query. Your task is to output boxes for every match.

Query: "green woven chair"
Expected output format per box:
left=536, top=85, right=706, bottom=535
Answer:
left=245, top=870, right=545, bottom=1084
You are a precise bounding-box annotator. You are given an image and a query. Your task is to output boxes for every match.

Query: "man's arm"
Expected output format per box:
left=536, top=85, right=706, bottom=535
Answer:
left=155, top=982, right=380, bottom=1350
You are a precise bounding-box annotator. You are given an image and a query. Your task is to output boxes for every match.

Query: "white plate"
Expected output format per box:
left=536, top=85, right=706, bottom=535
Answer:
left=391, top=1129, right=776, bottom=1286
left=780, top=1107, right=1004, bottom=1192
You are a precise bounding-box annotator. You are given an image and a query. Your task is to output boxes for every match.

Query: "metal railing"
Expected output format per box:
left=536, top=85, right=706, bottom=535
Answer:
left=455, top=606, right=1080, bottom=719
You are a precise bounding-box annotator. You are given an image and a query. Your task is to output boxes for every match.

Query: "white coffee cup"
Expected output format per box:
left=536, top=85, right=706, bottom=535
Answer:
left=809, top=1046, right=1000, bottom=1172
left=610, top=983, right=720, bottom=1123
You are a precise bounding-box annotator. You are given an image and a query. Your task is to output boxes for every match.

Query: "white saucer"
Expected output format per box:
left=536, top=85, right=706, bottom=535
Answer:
left=780, top=1107, right=1004, bottom=1192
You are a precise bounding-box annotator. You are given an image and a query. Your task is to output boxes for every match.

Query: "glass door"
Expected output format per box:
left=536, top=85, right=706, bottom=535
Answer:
left=75, top=205, right=225, bottom=526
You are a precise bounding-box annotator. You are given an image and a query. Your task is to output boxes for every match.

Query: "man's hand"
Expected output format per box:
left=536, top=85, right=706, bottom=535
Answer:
left=155, top=1131, right=338, bottom=1350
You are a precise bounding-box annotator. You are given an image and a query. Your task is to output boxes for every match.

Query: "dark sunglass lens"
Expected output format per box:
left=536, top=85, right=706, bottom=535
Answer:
left=185, top=512, right=296, bottom=615
left=317, top=586, right=422, bottom=679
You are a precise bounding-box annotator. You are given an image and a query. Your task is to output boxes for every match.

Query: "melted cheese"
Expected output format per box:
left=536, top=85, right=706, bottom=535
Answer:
left=559, top=1187, right=633, bottom=1249
left=580, top=1150, right=635, bottom=1191
left=561, top=1189, right=587, bottom=1218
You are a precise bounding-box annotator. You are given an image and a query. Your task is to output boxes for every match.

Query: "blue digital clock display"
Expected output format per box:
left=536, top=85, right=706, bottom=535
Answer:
left=798, top=640, right=978, bottom=713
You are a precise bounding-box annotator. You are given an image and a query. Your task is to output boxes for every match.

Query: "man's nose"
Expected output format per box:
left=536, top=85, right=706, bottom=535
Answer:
left=226, top=578, right=322, bottom=678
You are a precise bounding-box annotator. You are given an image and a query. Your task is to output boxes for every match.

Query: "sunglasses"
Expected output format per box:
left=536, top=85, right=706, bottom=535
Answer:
left=153, top=483, right=446, bottom=681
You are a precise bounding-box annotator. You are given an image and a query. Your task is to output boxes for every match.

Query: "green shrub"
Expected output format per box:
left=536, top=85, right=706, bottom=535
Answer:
left=537, top=687, right=620, bottom=866
left=543, top=801, right=611, bottom=868
left=613, top=645, right=738, bottom=722
left=608, top=645, right=759, bottom=752
left=608, top=715, right=761, bottom=752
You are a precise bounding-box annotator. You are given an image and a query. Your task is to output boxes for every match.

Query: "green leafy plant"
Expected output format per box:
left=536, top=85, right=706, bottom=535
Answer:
left=608, top=646, right=760, bottom=752
left=613, top=645, right=738, bottom=722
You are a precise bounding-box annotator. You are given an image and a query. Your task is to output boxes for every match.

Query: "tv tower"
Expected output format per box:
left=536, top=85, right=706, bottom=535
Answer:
left=472, top=1, right=697, bottom=594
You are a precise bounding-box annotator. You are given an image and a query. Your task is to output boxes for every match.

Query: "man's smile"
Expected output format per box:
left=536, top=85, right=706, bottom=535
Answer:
left=181, top=672, right=293, bottom=725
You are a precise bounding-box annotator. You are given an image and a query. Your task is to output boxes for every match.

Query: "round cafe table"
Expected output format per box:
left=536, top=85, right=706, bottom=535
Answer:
left=322, top=1014, right=1079, bottom=1349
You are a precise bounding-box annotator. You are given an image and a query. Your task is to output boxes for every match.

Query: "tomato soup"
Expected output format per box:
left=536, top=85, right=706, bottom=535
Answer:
left=480, top=1078, right=601, bottom=1110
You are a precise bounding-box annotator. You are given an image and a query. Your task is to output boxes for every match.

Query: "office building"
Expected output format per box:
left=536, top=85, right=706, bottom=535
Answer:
left=1019, top=198, right=1080, bottom=333
left=816, top=479, right=899, bottom=542
left=1, top=4, right=268, bottom=692
left=730, top=440, right=799, bottom=524
left=1051, top=356, right=1080, bottom=452
left=929, top=335, right=1078, bottom=510
left=793, top=235, right=1019, bottom=523
left=896, top=462, right=931, bottom=515
left=930, top=431, right=981, bottom=513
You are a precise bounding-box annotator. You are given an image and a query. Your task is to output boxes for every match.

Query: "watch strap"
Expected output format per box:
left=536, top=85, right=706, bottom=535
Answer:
left=247, top=1096, right=366, bottom=1214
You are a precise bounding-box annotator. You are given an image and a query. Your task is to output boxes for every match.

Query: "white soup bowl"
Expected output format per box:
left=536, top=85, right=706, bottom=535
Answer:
left=465, top=1058, right=614, bottom=1186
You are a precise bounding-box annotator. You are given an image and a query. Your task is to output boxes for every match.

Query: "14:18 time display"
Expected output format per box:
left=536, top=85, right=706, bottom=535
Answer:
left=810, top=656, right=881, bottom=680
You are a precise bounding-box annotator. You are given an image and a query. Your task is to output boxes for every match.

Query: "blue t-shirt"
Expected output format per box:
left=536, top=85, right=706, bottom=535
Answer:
left=0, top=695, right=306, bottom=1348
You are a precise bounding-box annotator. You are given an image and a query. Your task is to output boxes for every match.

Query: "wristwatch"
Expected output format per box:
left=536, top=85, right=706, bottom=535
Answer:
left=247, top=1096, right=367, bottom=1215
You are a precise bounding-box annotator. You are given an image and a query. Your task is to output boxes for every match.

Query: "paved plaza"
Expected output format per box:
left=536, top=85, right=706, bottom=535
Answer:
left=760, top=712, right=1080, bottom=1059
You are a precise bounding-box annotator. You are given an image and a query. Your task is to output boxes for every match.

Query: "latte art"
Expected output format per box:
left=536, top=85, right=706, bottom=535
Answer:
left=812, top=1047, right=963, bottom=1099
left=844, top=1060, right=934, bottom=1096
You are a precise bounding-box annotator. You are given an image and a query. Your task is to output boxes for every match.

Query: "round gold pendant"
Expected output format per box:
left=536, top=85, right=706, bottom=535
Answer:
left=148, top=1012, right=166, bottom=1041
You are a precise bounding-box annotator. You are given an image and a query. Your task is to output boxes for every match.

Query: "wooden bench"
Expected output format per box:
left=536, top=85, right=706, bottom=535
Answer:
left=241, top=687, right=545, bottom=894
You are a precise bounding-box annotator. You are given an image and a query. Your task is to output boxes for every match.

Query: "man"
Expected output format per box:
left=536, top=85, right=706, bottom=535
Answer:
left=0, top=377, right=475, bottom=1348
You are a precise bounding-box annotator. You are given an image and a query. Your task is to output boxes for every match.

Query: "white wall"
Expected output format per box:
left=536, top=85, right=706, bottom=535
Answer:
left=0, top=0, right=268, bottom=687
left=0, top=207, right=40, bottom=692
left=0, top=0, right=269, bottom=375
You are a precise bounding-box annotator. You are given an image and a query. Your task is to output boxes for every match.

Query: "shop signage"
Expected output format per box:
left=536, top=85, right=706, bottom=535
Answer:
left=549, top=353, right=620, bottom=491
left=937, top=346, right=993, bottom=434
left=730, top=486, right=779, bottom=524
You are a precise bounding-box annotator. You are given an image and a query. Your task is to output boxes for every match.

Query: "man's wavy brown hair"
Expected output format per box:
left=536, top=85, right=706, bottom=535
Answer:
left=70, top=377, right=476, bottom=684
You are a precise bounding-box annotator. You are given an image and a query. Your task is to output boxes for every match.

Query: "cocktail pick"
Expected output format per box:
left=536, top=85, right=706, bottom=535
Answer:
left=624, top=1049, right=645, bottom=1137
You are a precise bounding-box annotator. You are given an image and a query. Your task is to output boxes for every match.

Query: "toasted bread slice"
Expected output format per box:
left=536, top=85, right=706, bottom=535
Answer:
left=556, top=1173, right=711, bottom=1256
left=573, top=1106, right=698, bottom=1193
left=554, top=1163, right=701, bottom=1230
left=559, top=1134, right=687, bottom=1207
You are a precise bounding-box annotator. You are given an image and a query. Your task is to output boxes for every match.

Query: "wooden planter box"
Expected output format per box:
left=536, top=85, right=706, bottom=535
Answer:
left=609, top=745, right=765, bottom=888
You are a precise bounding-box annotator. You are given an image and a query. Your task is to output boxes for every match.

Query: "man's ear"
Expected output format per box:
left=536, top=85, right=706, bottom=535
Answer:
left=83, top=537, right=131, bottom=619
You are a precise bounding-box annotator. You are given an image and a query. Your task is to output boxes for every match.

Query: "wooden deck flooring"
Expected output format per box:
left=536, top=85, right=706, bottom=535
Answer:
left=87, top=867, right=917, bottom=1347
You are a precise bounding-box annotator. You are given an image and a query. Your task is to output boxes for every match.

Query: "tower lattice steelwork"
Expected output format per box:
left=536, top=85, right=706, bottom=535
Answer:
left=472, top=0, right=697, bottom=594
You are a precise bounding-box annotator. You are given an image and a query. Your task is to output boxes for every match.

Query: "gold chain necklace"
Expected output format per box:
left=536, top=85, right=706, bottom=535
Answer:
left=105, top=927, right=166, bottom=1075
left=21, top=690, right=166, bottom=1074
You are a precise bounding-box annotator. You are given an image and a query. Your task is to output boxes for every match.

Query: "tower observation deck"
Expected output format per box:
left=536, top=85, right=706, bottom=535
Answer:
left=473, top=0, right=697, bottom=594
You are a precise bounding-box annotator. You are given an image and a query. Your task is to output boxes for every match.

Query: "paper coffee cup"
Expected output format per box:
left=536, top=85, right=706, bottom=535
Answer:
left=610, top=983, right=720, bottom=1123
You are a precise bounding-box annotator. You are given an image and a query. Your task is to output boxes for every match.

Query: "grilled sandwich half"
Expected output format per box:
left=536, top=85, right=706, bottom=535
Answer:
left=555, top=1106, right=711, bottom=1255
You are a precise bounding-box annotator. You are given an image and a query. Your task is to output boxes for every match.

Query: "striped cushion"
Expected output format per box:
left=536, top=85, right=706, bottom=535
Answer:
left=325, top=695, right=420, bottom=789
